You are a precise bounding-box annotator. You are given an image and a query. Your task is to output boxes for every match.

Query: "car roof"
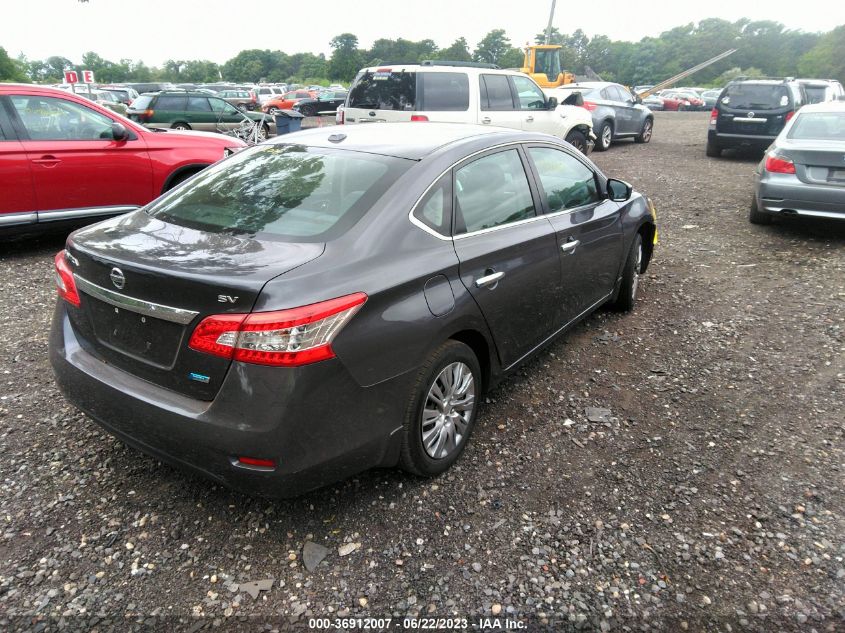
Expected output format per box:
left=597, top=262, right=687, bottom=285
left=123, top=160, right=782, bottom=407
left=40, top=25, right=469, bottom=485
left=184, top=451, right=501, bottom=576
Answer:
left=558, top=82, right=611, bottom=89
left=797, top=100, right=845, bottom=113
left=267, top=122, right=551, bottom=160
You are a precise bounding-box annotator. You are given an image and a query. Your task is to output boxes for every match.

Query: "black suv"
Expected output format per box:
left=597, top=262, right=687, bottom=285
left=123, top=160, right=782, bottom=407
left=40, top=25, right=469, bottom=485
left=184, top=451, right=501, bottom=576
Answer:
left=707, top=78, right=806, bottom=157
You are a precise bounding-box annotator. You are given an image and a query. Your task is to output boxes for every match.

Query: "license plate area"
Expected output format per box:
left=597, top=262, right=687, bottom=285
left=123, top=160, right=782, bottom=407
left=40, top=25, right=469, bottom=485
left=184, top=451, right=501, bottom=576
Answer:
left=87, top=296, right=184, bottom=369
left=828, top=168, right=845, bottom=184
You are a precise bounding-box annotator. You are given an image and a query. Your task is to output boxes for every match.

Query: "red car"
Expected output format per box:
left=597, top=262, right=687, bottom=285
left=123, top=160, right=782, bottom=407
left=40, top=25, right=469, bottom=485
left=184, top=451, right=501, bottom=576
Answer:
left=261, top=90, right=317, bottom=114
left=0, top=84, right=246, bottom=236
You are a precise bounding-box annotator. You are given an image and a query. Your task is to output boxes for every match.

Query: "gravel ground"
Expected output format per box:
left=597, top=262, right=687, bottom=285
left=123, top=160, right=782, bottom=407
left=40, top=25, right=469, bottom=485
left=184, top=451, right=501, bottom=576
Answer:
left=0, top=112, right=843, bottom=632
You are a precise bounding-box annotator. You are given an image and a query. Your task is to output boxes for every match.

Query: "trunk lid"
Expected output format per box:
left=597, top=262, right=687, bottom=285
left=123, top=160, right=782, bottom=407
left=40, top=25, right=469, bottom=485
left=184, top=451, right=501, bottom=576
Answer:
left=779, top=141, right=845, bottom=187
left=66, top=211, right=324, bottom=400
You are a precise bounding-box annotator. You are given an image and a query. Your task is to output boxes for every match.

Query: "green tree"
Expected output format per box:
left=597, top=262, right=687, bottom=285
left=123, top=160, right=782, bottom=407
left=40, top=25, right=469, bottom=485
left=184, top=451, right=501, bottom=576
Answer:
left=473, top=29, right=514, bottom=66
left=328, top=33, right=362, bottom=82
left=798, top=25, right=845, bottom=82
left=435, top=37, right=472, bottom=62
left=0, top=46, right=27, bottom=81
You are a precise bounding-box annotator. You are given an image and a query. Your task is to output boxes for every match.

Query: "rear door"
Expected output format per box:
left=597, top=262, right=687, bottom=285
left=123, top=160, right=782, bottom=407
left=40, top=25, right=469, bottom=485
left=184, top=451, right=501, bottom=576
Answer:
left=604, top=85, right=633, bottom=134
left=451, top=146, right=562, bottom=368
left=478, top=74, right=524, bottom=131
left=0, top=99, right=36, bottom=223
left=187, top=95, right=214, bottom=129
left=149, top=94, right=187, bottom=129
left=7, top=93, right=153, bottom=216
left=525, top=144, right=623, bottom=320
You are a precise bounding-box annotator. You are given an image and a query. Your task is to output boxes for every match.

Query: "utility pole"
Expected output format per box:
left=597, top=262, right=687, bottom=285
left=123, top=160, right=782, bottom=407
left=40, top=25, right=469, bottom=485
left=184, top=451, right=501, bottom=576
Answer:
left=544, top=0, right=557, bottom=45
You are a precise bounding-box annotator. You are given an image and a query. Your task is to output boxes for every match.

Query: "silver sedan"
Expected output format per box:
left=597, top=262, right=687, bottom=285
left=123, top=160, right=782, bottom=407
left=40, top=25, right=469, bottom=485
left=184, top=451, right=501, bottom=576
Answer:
left=750, top=100, right=845, bottom=224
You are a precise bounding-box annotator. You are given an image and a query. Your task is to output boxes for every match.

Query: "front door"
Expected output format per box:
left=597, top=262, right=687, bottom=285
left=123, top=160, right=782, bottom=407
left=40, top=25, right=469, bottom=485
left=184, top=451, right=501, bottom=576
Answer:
left=451, top=147, right=562, bottom=368
left=525, top=145, right=623, bottom=322
left=510, top=74, right=556, bottom=135
left=7, top=94, right=152, bottom=214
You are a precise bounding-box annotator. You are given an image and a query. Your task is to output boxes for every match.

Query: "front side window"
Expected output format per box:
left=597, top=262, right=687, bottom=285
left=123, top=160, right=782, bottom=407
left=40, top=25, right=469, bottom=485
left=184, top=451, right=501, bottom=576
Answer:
left=9, top=95, right=116, bottom=141
left=528, top=146, right=599, bottom=212
left=511, top=75, right=546, bottom=110
left=146, top=145, right=412, bottom=241
left=480, top=74, right=515, bottom=111
left=454, top=149, right=535, bottom=234
left=209, top=98, right=240, bottom=115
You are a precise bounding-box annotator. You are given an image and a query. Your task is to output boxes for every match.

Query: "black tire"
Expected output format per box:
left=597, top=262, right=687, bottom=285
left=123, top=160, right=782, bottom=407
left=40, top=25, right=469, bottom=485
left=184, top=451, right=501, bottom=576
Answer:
left=301, top=104, right=317, bottom=117
left=596, top=121, right=613, bottom=151
left=635, top=118, right=653, bottom=143
left=171, top=122, right=191, bottom=130
left=565, top=129, right=588, bottom=154
left=164, top=169, right=201, bottom=192
left=257, top=124, right=270, bottom=141
left=246, top=103, right=256, bottom=111
left=705, top=140, right=721, bottom=158
left=399, top=340, right=482, bottom=477
left=749, top=196, right=772, bottom=225
left=268, top=106, right=280, bottom=115
left=609, top=233, right=643, bottom=312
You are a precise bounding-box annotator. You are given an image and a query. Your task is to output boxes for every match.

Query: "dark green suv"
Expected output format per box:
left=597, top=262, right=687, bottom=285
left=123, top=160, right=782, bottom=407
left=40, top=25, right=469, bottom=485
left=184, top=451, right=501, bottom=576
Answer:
left=127, top=91, right=274, bottom=138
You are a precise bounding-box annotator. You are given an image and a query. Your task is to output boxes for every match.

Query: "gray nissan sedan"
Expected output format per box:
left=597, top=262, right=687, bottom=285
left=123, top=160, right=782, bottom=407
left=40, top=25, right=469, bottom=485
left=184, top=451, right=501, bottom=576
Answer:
left=50, top=123, right=657, bottom=497
left=750, top=100, right=845, bottom=224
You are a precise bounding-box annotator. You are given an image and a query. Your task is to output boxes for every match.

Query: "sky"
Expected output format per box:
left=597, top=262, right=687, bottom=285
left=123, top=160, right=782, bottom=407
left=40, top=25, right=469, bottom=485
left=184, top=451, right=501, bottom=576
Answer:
left=1, top=0, right=842, bottom=67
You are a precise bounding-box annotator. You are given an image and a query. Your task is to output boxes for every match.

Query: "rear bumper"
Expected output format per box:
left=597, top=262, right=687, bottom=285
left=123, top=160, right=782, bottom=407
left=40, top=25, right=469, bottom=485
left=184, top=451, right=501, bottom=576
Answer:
left=709, top=129, right=776, bottom=150
left=756, top=174, right=845, bottom=220
left=49, top=301, right=409, bottom=497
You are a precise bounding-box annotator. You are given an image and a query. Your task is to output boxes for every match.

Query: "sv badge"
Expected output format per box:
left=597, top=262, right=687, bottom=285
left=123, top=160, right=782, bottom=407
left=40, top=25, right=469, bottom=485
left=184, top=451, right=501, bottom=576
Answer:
left=218, top=295, right=239, bottom=303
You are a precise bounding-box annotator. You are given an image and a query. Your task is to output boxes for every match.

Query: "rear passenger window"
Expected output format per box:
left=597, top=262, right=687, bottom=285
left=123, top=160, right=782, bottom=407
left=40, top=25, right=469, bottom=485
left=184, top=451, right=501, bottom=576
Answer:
left=528, top=147, right=599, bottom=212
left=480, top=75, right=515, bottom=111
left=187, top=97, right=211, bottom=111
left=413, top=174, right=452, bottom=235
left=155, top=96, right=187, bottom=110
left=454, top=149, right=535, bottom=234
left=418, top=72, right=469, bottom=111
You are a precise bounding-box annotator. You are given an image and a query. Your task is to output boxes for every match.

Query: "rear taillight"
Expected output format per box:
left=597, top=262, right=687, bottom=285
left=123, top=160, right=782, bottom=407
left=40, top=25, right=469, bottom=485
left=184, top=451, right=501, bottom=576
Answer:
left=709, top=108, right=718, bottom=125
left=141, top=109, right=154, bottom=122
left=54, top=251, right=81, bottom=307
left=785, top=111, right=795, bottom=122
left=582, top=101, right=598, bottom=111
left=189, top=292, right=367, bottom=367
left=764, top=153, right=796, bottom=174
left=410, top=114, right=429, bottom=122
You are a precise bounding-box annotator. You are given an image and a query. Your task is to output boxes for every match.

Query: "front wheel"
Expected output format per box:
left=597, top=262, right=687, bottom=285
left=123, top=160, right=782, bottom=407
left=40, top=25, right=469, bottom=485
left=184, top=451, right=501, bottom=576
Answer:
left=564, top=129, right=588, bottom=154
left=399, top=341, right=481, bottom=477
left=635, top=118, right=653, bottom=143
left=609, top=233, right=643, bottom=312
left=596, top=121, right=613, bottom=151
left=268, top=106, right=280, bottom=115
left=171, top=122, right=191, bottom=130
left=301, top=104, right=317, bottom=117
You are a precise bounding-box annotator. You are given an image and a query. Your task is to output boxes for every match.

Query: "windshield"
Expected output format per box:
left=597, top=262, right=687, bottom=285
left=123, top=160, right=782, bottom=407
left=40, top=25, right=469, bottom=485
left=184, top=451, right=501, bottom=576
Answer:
left=534, top=49, right=562, bottom=79
left=146, top=145, right=412, bottom=241
left=722, top=84, right=789, bottom=110
left=347, top=70, right=416, bottom=111
left=787, top=112, right=845, bottom=141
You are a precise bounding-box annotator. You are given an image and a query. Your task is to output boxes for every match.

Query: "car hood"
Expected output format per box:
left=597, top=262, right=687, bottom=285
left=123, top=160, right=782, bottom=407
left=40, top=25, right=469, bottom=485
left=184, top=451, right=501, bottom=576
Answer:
left=145, top=128, right=245, bottom=146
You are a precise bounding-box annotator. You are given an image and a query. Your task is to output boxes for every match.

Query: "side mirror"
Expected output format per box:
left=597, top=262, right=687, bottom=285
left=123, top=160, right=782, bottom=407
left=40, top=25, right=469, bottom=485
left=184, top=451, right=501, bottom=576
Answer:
left=111, top=122, right=129, bottom=141
left=606, top=178, right=632, bottom=201
left=546, top=96, right=558, bottom=110
left=562, top=92, right=584, bottom=107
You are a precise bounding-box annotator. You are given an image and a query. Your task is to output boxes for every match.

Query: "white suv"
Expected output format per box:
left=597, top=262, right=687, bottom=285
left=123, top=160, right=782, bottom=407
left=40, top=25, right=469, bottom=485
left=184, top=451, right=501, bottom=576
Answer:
left=340, top=62, right=595, bottom=153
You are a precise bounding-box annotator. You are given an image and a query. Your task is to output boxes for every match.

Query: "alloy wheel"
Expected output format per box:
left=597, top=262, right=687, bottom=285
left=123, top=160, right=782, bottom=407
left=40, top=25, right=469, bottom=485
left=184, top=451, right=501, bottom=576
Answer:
left=421, top=362, right=476, bottom=459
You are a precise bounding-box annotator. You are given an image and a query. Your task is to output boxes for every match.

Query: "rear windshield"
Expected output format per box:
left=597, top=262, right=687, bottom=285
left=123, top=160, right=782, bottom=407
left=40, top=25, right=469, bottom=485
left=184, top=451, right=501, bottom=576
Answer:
left=348, top=70, right=416, bottom=111
left=721, top=84, right=789, bottom=110
left=130, top=95, right=153, bottom=110
left=787, top=112, right=845, bottom=140
left=145, top=145, right=412, bottom=241
left=802, top=86, right=827, bottom=104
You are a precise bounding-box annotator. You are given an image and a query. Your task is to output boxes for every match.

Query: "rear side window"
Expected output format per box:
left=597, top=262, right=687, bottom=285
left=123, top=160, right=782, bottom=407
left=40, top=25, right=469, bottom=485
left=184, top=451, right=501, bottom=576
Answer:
left=413, top=174, right=452, bottom=235
left=348, top=70, right=416, bottom=111
left=188, top=97, right=211, bottom=112
left=146, top=145, right=412, bottom=241
left=802, top=86, right=828, bottom=104
left=155, top=95, right=187, bottom=110
left=721, top=84, right=789, bottom=110
left=454, top=149, right=535, bottom=234
left=480, top=74, right=515, bottom=111
left=418, top=72, right=469, bottom=111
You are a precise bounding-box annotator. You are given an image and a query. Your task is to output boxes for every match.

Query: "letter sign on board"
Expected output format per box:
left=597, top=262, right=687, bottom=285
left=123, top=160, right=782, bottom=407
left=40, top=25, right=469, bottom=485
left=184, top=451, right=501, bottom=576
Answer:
left=82, top=70, right=95, bottom=83
left=64, top=70, right=79, bottom=84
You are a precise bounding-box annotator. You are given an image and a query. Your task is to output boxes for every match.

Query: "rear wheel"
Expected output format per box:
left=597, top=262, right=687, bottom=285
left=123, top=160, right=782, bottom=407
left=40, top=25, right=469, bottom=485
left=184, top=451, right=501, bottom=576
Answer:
left=564, top=129, right=588, bottom=154
left=171, top=122, right=191, bottom=130
left=268, top=106, right=280, bottom=115
left=256, top=124, right=269, bottom=142
left=609, top=234, right=643, bottom=312
left=749, top=196, right=772, bottom=225
left=635, top=118, right=653, bottom=143
left=596, top=121, right=613, bottom=151
left=399, top=341, right=481, bottom=477
left=301, top=104, right=317, bottom=117
left=705, top=139, right=721, bottom=157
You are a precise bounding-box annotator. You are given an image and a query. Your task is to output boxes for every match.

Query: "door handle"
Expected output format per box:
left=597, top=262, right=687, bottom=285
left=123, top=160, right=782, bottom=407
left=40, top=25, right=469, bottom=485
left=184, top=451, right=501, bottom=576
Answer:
left=560, top=239, right=580, bottom=254
left=475, top=271, right=505, bottom=288
left=32, top=155, right=61, bottom=165
left=481, top=116, right=492, bottom=124
left=525, top=115, right=534, bottom=122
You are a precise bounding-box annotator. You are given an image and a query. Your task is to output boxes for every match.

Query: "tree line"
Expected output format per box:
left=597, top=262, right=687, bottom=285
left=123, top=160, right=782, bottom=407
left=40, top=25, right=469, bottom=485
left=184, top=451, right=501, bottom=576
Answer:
left=1, top=19, right=842, bottom=87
